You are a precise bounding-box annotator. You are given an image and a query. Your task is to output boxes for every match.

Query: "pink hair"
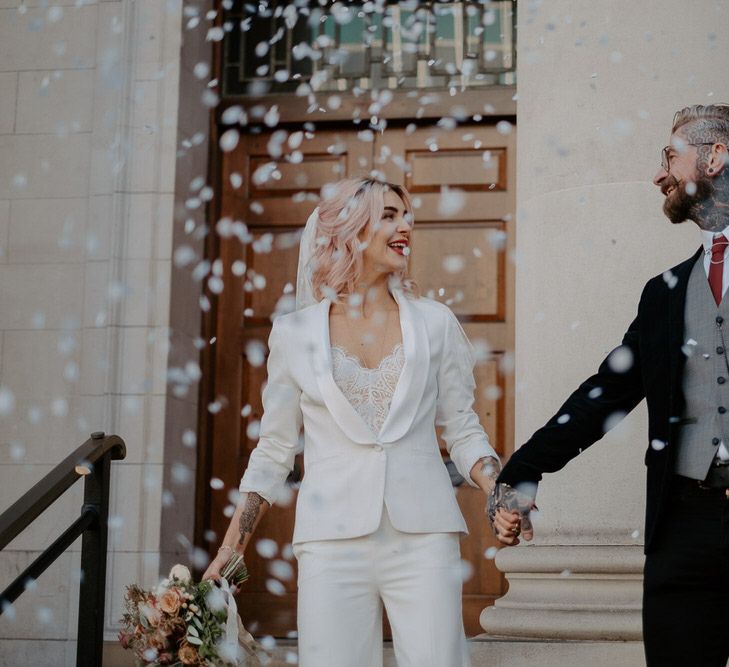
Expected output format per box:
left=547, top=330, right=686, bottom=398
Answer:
left=309, top=178, right=417, bottom=302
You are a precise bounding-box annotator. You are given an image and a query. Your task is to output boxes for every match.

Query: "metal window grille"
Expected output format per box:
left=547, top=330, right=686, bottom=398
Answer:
left=220, top=1, right=516, bottom=98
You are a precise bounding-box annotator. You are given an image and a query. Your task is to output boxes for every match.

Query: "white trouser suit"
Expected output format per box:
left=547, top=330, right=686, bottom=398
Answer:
left=240, top=291, right=498, bottom=666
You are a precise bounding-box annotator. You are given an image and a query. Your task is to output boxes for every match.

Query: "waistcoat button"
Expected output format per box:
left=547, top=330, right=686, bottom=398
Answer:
left=717, top=316, right=725, bottom=325
left=713, top=437, right=721, bottom=445
left=719, top=377, right=726, bottom=385
left=719, top=407, right=727, bottom=414
left=718, top=347, right=726, bottom=355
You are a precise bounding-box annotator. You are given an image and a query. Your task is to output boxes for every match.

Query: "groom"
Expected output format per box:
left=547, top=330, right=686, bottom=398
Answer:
left=489, top=104, right=729, bottom=667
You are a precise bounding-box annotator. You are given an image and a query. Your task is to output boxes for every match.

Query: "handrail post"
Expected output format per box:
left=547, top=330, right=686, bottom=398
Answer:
left=76, top=432, right=112, bottom=667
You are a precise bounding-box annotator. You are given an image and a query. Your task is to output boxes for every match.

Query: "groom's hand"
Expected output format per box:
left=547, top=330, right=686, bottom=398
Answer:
left=487, top=483, right=536, bottom=545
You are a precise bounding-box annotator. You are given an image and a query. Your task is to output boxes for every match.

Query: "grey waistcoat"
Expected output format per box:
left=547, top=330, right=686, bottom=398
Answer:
left=674, top=255, right=729, bottom=479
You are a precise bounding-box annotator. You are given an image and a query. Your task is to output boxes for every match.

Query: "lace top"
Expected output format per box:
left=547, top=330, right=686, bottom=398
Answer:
left=330, top=343, right=405, bottom=435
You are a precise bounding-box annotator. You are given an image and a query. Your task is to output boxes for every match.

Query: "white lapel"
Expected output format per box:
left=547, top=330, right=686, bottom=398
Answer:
left=310, top=298, right=375, bottom=444
left=306, top=290, right=430, bottom=445
left=378, top=290, right=430, bottom=443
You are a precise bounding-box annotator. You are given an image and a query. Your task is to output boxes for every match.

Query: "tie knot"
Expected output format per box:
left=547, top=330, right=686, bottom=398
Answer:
left=712, top=234, right=729, bottom=257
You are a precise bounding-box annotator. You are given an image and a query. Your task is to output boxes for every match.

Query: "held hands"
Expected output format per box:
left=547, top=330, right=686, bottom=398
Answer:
left=487, top=483, right=536, bottom=546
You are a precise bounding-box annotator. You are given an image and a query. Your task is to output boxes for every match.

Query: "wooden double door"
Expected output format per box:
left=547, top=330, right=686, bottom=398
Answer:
left=203, top=121, right=516, bottom=638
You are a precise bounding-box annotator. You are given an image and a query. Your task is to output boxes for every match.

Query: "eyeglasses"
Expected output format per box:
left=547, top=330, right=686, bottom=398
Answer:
left=660, top=142, right=716, bottom=173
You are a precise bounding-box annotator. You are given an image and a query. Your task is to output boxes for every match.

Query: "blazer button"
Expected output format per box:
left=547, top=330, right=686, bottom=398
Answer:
left=717, top=316, right=725, bottom=325
left=718, top=347, right=726, bottom=355
left=712, top=437, right=721, bottom=446
left=719, top=407, right=727, bottom=414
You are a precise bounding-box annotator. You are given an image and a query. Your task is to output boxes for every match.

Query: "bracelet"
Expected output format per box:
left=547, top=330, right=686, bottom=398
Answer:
left=217, top=545, right=233, bottom=554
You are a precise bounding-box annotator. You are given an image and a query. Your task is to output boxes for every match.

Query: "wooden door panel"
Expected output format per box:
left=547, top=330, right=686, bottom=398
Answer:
left=407, top=147, right=507, bottom=191
left=245, top=230, right=300, bottom=325
left=249, top=154, right=347, bottom=197
left=376, top=124, right=516, bottom=636
left=409, top=222, right=506, bottom=320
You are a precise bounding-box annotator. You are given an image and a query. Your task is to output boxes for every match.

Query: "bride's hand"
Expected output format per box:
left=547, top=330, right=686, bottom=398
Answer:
left=202, top=548, right=232, bottom=584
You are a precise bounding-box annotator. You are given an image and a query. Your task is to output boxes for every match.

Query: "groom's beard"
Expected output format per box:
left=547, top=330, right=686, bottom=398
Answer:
left=662, top=172, right=715, bottom=224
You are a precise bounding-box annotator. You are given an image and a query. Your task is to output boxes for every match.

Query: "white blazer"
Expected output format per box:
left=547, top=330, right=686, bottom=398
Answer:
left=239, top=289, right=497, bottom=545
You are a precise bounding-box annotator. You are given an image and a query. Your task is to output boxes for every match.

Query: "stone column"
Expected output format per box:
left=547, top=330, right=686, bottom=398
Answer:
left=480, top=0, right=729, bottom=660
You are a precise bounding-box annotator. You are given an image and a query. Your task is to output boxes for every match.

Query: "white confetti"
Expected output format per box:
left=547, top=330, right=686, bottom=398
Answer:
left=0, top=387, right=16, bottom=417
left=458, top=559, right=474, bottom=582
left=256, top=538, right=278, bottom=559
left=442, top=255, right=466, bottom=273
left=245, top=340, right=267, bottom=367
left=603, top=411, right=627, bottom=433
left=171, top=463, right=192, bottom=485
left=9, top=442, right=25, bottom=462
left=51, top=398, right=69, bottom=418
left=496, top=120, right=513, bottom=135
left=269, top=559, right=294, bottom=581
left=193, top=62, right=210, bottom=80
left=182, top=429, right=197, bottom=447
left=206, top=27, right=225, bottom=42
left=437, top=188, right=466, bottom=217
left=607, top=346, right=633, bottom=373
left=246, top=420, right=261, bottom=440
left=219, top=128, right=240, bottom=153
left=264, top=106, right=280, bottom=127
left=173, top=245, right=196, bottom=267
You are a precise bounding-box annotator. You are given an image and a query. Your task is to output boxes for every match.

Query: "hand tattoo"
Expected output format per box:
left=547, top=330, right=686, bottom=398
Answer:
left=238, top=492, right=264, bottom=545
left=487, top=482, right=535, bottom=535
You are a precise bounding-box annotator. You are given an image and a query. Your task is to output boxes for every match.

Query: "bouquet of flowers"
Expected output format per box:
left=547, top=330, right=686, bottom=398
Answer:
left=119, top=563, right=266, bottom=666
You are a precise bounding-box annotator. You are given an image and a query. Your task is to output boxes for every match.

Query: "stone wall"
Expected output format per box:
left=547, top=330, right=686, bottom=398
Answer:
left=0, top=1, right=210, bottom=663
left=483, top=0, right=729, bottom=662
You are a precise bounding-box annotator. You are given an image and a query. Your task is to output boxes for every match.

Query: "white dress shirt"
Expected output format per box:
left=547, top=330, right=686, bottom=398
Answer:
left=699, top=227, right=729, bottom=460
left=700, top=227, right=729, bottom=297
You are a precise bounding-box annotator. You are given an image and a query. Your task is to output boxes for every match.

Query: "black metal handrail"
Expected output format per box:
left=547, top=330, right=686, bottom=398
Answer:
left=0, top=432, right=126, bottom=667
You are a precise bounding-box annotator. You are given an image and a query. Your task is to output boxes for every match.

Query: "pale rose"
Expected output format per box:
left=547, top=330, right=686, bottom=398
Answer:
left=158, top=588, right=183, bottom=615
left=168, top=564, right=192, bottom=584
left=178, top=645, right=199, bottom=665
left=139, top=603, right=161, bottom=628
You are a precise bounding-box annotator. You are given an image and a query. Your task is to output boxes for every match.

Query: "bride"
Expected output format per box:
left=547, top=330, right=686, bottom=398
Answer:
left=204, top=177, right=501, bottom=666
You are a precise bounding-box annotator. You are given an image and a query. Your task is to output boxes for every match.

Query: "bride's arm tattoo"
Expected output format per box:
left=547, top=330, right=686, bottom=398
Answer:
left=238, top=492, right=265, bottom=544
left=481, top=456, right=501, bottom=483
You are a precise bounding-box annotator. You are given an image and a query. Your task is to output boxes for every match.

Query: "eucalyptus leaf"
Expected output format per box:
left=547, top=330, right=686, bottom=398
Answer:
left=186, top=635, right=203, bottom=646
left=187, top=624, right=200, bottom=637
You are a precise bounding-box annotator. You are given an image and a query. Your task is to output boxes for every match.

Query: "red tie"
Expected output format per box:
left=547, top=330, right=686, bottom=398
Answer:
left=709, top=234, right=729, bottom=305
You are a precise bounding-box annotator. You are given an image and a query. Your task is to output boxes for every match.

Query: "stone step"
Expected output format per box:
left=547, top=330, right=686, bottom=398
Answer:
left=105, top=638, right=644, bottom=666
